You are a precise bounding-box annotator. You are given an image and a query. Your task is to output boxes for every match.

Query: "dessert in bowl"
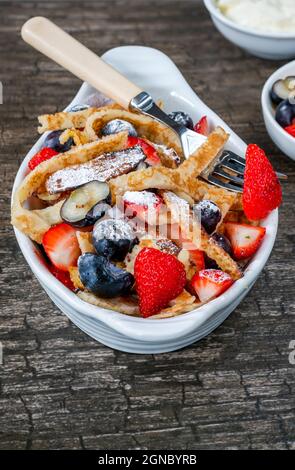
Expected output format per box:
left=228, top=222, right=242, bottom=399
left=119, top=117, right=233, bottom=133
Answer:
left=204, top=0, right=295, bottom=59
left=262, top=60, right=295, bottom=161
left=11, top=46, right=280, bottom=353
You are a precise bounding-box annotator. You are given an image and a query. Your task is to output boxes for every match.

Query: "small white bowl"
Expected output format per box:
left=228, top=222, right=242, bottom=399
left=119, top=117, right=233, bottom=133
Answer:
left=262, top=60, right=295, bottom=161
left=12, top=46, right=278, bottom=354
left=203, top=0, right=295, bottom=60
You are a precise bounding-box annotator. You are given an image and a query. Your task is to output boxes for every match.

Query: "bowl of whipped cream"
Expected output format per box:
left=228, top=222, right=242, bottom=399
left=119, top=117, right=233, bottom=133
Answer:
left=203, top=0, right=295, bottom=59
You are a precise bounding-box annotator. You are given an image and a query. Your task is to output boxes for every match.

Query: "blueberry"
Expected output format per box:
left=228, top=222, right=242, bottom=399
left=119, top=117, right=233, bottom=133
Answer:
left=168, top=111, right=194, bottom=130
left=44, top=130, right=74, bottom=153
left=205, top=233, right=232, bottom=269
left=211, top=232, right=232, bottom=255
left=275, top=99, right=295, bottom=127
left=78, top=253, right=134, bottom=298
left=92, top=219, right=137, bottom=261
left=194, top=200, right=222, bottom=234
left=68, top=104, right=90, bottom=112
left=101, top=119, right=137, bottom=137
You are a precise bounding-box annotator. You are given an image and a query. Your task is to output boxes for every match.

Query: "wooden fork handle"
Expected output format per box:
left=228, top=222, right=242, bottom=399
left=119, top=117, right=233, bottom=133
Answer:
left=21, top=16, right=143, bottom=109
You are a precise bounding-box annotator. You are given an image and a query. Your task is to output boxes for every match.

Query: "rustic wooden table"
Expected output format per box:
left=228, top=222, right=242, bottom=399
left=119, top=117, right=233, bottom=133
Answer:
left=0, top=0, right=294, bottom=450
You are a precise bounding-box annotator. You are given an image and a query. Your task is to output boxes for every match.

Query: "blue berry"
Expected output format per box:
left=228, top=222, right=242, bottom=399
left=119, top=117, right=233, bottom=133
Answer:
left=93, top=219, right=137, bottom=261
left=44, top=130, right=74, bottom=153
left=275, top=99, right=295, bottom=127
left=78, top=253, right=134, bottom=298
left=194, top=200, right=222, bottom=234
left=101, top=119, right=137, bottom=137
left=205, top=233, right=232, bottom=269
left=211, top=232, right=232, bottom=255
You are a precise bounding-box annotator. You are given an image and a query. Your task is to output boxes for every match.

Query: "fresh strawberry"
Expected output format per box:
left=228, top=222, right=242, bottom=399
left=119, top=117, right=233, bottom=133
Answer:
left=194, top=116, right=208, bottom=136
left=126, top=136, right=161, bottom=165
left=224, top=222, right=266, bottom=260
left=284, top=124, right=295, bottom=137
left=28, top=147, right=59, bottom=171
left=42, top=223, right=81, bottom=272
left=191, top=269, right=233, bottom=302
left=134, top=247, right=187, bottom=317
left=123, top=190, right=163, bottom=224
left=190, top=249, right=205, bottom=271
left=243, top=144, right=282, bottom=220
left=49, top=265, right=75, bottom=291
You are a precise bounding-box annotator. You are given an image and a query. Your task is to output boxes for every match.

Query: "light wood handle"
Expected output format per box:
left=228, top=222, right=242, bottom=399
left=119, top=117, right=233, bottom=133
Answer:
left=21, top=16, right=143, bottom=109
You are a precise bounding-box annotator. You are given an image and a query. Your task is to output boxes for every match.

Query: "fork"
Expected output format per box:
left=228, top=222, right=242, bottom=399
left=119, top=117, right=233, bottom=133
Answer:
left=21, top=17, right=286, bottom=193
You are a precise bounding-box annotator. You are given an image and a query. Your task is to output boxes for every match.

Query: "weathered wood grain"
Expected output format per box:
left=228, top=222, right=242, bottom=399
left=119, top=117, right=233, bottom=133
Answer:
left=0, top=0, right=294, bottom=450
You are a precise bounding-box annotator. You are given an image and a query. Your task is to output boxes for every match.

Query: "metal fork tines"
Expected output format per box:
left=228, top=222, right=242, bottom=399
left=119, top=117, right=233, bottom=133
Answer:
left=203, top=150, right=287, bottom=193
left=203, top=150, right=246, bottom=193
left=130, top=92, right=287, bottom=193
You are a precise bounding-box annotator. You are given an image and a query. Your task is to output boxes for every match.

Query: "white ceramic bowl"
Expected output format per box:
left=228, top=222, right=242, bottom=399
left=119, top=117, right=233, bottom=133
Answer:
left=12, top=46, right=278, bottom=354
left=262, top=60, right=295, bottom=161
left=203, top=0, right=295, bottom=60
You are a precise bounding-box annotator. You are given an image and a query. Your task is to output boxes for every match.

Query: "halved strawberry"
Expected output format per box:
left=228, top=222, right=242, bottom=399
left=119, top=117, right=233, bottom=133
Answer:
left=126, top=136, right=161, bottom=165
left=194, top=116, right=208, bottom=136
left=123, top=190, right=163, bottom=224
left=284, top=124, right=295, bottom=137
left=224, top=222, right=266, bottom=260
left=191, top=269, right=233, bottom=302
left=28, top=147, right=59, bottom=171
left=42, top=223, right=81, bottom=272
left=49, top=265, right=75, bottom=291
left=189, top=249, right=205, bottom=271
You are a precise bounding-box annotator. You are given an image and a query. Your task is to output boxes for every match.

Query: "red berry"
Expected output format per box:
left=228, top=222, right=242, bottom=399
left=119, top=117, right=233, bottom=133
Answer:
left=284, top=124, right=295, bottom=137
left=122, top=190, right=163, bottom=224
left=134, top=247, right=186, bottom=317
left=49, top=265, right=75, bottom=291
left=243, top=144, right=282, bottom=220
left=42, top=223, right=81, bottom=272
left=127, top=137, right=161, bottom=165
left=191, top=269, right=233, bottom=303
left=224, top=222, right=266, bottom=260
left=28, top=147, right=59, bottom=171
left=194, top=116, right=208, bottom=136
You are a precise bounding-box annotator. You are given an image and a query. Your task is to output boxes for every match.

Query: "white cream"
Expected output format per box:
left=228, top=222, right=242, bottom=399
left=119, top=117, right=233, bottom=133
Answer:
left=217, top=0, right=295, bottom=33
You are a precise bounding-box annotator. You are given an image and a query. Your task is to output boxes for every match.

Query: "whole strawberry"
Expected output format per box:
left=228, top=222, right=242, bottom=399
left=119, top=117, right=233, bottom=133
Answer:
left=134, top=247, right=186, bottom=317
left=243, top=144, right=282, bottom=220
left=28, top=147, right=59, bottom=171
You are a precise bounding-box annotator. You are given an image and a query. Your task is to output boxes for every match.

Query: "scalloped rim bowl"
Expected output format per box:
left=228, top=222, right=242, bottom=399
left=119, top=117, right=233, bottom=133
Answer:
left=203, top=0, right=295, bottom=60
left=262, top=59, right=295, bottom=161
left=12, top=46, right=278, bottom=353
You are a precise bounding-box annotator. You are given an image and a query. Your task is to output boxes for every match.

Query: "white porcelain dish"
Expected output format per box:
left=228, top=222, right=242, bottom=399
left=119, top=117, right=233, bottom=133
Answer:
left=12, top=46, right=278, bottom=353
left=262, top=60, right=295, bottom=161
left=203, top=0, right=295, bottom=60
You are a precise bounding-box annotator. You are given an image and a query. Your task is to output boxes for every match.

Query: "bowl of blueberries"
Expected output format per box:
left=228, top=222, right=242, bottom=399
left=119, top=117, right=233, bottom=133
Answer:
left=262, top=60, right=295, bottom=161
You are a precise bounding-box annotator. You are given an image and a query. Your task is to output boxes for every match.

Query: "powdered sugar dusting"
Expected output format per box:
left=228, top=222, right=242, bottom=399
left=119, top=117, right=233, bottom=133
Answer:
left=154, top=144, right=181, bottom=165
left=123, top=190, right=160, bottom=206
left=155, top=238, right=180, bottom=256
left=46, top=146, right=146, bottom=194
left=93, top=219, right=136, bottom=242
left=194, top=200, right=220, bottom=218
left=199, top=269, right=232, bottom=283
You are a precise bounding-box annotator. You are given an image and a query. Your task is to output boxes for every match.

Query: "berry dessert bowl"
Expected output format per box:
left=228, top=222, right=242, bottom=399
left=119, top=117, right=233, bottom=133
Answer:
left=12, top=45, right=279, bottom=354
left=262, top=59, right=295, bottom=161
left=203, top=0, right=295, bottom=60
